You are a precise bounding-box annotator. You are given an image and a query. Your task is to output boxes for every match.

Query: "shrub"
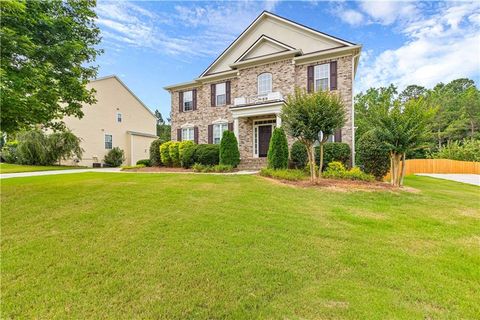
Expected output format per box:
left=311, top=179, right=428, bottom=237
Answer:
left=195, top=144, right=220, bottom=166
left=192, top=163, right=209, bottom=172
left=149, top=139, right=163, bottom=166
left=267, top=127, right=289, bottom=169
left=315, top=142, right=351, bottom=169
left=260, top=168, right=307, bottom=181
left=432, top=139, right=480, bottom=162
left=160, top=141, right=173, bottom=166
left=213, top=164, right=234, bottom=172
left=322, top=161, right=374, bottom=182
left=181, top=144, right=197, bottom=168
left=169, top=141, right=181, bottom=166
left=121, top=164, right=145, bottom=170
left=290, top=141, right=308, bottom=169
left=136, top=159, right=151, bottom=166
left=179, top=141, right=195, bottom=167
left=219, top=131, right=240, bottom=167
left=191, top=163, right=234, bottom=173
left=15, top=130, right=50, bottom=165
left=356, top=131, right=390, bottom=180
left=103, top=147, right=125, bottom=167
left=1, top=140, right=18, bottom=163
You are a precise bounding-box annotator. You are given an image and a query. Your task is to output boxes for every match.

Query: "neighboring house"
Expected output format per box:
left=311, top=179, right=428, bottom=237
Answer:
left=63, top=75, right=157, bottom=166
left=165, top=11, right=361, bottom=168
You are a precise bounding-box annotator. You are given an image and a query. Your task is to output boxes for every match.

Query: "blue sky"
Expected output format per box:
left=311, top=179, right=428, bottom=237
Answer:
left=95, top=1, right=480, bottom=119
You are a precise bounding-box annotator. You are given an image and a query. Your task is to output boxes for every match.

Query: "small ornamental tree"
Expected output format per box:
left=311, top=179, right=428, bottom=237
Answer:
left=356, top=131, right=390, bottom=181
left=103, top=147, right=125, bottom=167
left=219, top=131, right=240, bottom=167
left=149, top=139, right=163, bottom=166
left=267, top=127, right=289, bottom=169
left=160, top=141, right=173, bottom=166
left=282, top=88, right=346, bottom=182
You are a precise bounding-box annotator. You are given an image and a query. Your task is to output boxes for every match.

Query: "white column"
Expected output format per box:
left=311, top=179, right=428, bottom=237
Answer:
left=276, top=113, right=282, bottom=127
left=233, top=117, right=239, bottom=140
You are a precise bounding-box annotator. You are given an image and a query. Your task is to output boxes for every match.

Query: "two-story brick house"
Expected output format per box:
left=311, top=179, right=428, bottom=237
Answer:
left=165, top=11, right=361, bottom=168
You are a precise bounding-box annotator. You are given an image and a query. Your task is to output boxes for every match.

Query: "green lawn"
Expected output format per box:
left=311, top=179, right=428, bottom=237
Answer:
left=0, top=163, right=85, bottom=173
left=1, top=173, right=479, bottom=319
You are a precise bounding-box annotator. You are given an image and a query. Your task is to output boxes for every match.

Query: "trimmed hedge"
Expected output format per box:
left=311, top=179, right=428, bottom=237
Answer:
left=195, top=144, right=220, bottom=166
left=290, top=141, right=308, bottom=169
left=160, top=141, right=173, bottom=166
left=315, top=142, right=351, bottom=169
left=219, top=131, right=240, bottom=167
left=136, top=159, right=151, bottom=166
left=181, top=144, right=197, bottom=168
left=267, top=127, right=289, bottom=169
left=322, top=161, right=374, bottom=182
left=149, top=139, right=163, bottom=166
left=356, top=131, right=390, bottom=180
left=169, top=141, right=181, bottom=167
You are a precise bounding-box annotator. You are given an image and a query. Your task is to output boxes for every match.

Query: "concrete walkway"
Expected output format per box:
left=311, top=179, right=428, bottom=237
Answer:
left=416, top=174, right=480, bottom=186
left=0, top=168, right=121, bottom=179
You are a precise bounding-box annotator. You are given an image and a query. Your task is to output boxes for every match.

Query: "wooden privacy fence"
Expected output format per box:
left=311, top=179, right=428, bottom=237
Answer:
left=403, top=159, right=480, bottom=175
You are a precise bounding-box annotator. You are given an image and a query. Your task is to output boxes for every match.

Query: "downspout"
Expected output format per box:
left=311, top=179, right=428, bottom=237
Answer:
left=351, top=51, right=360, bottom=167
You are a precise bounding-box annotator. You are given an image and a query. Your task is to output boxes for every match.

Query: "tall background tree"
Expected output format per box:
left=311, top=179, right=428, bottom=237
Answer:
left=0, top=0, right=102, bottom=134
left=155, top=109, right=171, bottom=141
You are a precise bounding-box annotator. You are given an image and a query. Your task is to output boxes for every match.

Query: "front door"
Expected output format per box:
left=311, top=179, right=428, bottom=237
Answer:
left=258, top=125, right=272, bottom=157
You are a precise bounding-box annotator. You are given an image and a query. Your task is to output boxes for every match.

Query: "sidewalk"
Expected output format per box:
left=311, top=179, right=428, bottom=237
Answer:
left=0, top=168, right=121, bottom=179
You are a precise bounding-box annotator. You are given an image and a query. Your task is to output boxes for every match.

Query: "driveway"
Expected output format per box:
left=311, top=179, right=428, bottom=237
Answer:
left=416, top=174, right=480, bottom=186
left=0, top=168, right=121, bottom=179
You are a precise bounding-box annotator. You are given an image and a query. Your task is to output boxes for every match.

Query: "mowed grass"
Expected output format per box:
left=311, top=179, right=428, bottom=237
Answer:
left=0, top=163, right=85, bottom=173
left=1, top=173, right=479, bottom=319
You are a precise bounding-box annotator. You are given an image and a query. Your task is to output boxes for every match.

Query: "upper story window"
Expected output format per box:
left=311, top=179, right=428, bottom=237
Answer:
left=216, top=83, right=226, bottom=106
left=105, top=134, right=112, bottom=149
left=213, top=123, right=228, bottom=144
left=183, top=91, right=193, bottom=112
left=116, top=112, right=122, bottom=123
left=257, top=73, right=272, bottom=95
left=314, top=63, right=330, bottom=91
left=182, top=127, right=194, bottom=141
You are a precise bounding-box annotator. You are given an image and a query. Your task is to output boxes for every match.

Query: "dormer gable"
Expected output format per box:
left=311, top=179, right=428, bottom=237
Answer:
left=236, top=35, right=296, bottom=62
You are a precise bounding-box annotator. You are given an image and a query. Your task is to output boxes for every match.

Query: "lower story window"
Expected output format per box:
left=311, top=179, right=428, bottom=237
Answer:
left=182, top=127, right=194, bottom=141
left=105, top=134, right=112, bottom=149
left=213, top=123, right=228, bottom=144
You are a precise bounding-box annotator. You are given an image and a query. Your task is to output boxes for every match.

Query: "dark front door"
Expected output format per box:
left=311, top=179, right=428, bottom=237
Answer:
left=258, top=125, right=272, bottom=157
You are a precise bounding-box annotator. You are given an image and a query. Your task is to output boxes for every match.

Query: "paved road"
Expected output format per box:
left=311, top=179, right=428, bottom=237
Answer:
left=0, top=168, right=121, bottom=179
left=416, top=174, right=480, bottom=186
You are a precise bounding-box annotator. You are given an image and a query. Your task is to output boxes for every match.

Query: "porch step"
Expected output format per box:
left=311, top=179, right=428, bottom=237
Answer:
left=237, top=158, right=267, bottom=170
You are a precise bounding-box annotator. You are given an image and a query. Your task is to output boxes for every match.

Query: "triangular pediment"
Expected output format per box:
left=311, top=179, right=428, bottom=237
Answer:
left=200, top=11, right=355, bottom=77
left=237, top=35, right=295, bottom=62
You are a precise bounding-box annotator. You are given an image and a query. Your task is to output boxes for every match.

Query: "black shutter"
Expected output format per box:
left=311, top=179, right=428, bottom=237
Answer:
left=211, top=84, right=216, bottom=107
left=330, top=61, right=337, bottom=90
left=226, top=81, right=231, bottom=105
left=179, top=91, right=183, bottom=112
left=177, top=128, right=182, bottom=141
left=208, top=125, right=213, bottom=144
left=228, top=122, right=233, bottom=131
left=307, top=66, right=314, bottom=93
left=194, top=127, right=199, bottom=144
left=334, top=128, right=342, bottom=142
left=192, top=89, right=197, bottom=110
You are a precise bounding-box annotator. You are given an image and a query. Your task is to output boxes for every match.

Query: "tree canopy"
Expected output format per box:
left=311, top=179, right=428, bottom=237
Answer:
left=0, top=0, right=102, bottom=133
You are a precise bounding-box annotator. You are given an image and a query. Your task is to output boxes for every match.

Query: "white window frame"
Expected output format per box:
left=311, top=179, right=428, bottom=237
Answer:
left=104, top=134, right=113, bottom=149
left=182, top=127, right=194, bottom=141
left=257, top=73, right=272, bottom=95
left=183, top=91, right=193, bottom=112
left=215, top=83, right=226, bottom=106
left=314, top=63, right=330, bottom=92
left=116, top=112, right=122, bottom=123
left=213, top=122, right=228, bottom=144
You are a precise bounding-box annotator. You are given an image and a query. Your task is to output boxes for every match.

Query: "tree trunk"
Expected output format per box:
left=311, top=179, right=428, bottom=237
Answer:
left=306, top=144, right=316, bottom=183
left=400, top=153, right=406, bottom=186
left=318, top=142, right=324, bottom=179
left=390, top=152, right=403, bottom=187
left=390, top=152, right=395, bottom=186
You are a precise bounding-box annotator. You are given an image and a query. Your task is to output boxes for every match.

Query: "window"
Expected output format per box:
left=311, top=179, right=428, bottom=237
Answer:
left=104, top=134, right=112, bottom=149
left=116, top=112, right=122, bottom=123
left=182, top=127, right=194, bottom=141
left=257, top=73, right=272, bottom=95
left=213, top=123, right=228, bottom=144
left=314, top=63, right=329, bottom=91
left=183, top=91, right=193, bottom=111
left=216, top=83, right=226, bottom=106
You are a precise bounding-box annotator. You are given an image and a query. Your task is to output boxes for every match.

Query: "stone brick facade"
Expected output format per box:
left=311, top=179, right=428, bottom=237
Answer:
left=169, top=54, right=354, bottom=160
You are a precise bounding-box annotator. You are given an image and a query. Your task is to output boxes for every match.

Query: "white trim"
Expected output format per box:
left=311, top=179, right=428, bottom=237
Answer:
left=313, top=63, right=330, bottom=92
left=116, top=112, right=122, bottom=123
left=212, top=118, right=229, bottom=124
left=180, top=122, right=195, bottom=128
left=236, top=35, right=296, bottom=62
left=252, top=118, right=276, bottom=158
left=104, top=133, right=113, bottom=150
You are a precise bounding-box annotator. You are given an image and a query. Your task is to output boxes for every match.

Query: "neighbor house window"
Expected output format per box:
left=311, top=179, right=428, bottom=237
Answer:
left=116, top=112, right=122, bottom=123
left=314, top=63, right=329, bottom=91
left=104, top=134, right=112, bottom=149
left=257, top=73, right=272, bottom=95
left=216, top=83, right=226, bottom=106
left=213, top=123, right=228, bottom=144
left=182, top=127, right=194, bottom=141
left=183, top=91, right=193, bottom=111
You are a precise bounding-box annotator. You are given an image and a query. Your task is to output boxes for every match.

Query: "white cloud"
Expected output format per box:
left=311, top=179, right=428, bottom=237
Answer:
left=356, top=2, right=480, bottom=92
left=358, top=0, right=419, bottom=25
left=341, top=9, right=365, bottom=26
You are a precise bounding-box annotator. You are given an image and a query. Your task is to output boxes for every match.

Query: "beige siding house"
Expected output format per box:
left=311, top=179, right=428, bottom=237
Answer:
left=63, top=75, right=157, bottom=166
left=165, top=11, right=361, bottom=168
